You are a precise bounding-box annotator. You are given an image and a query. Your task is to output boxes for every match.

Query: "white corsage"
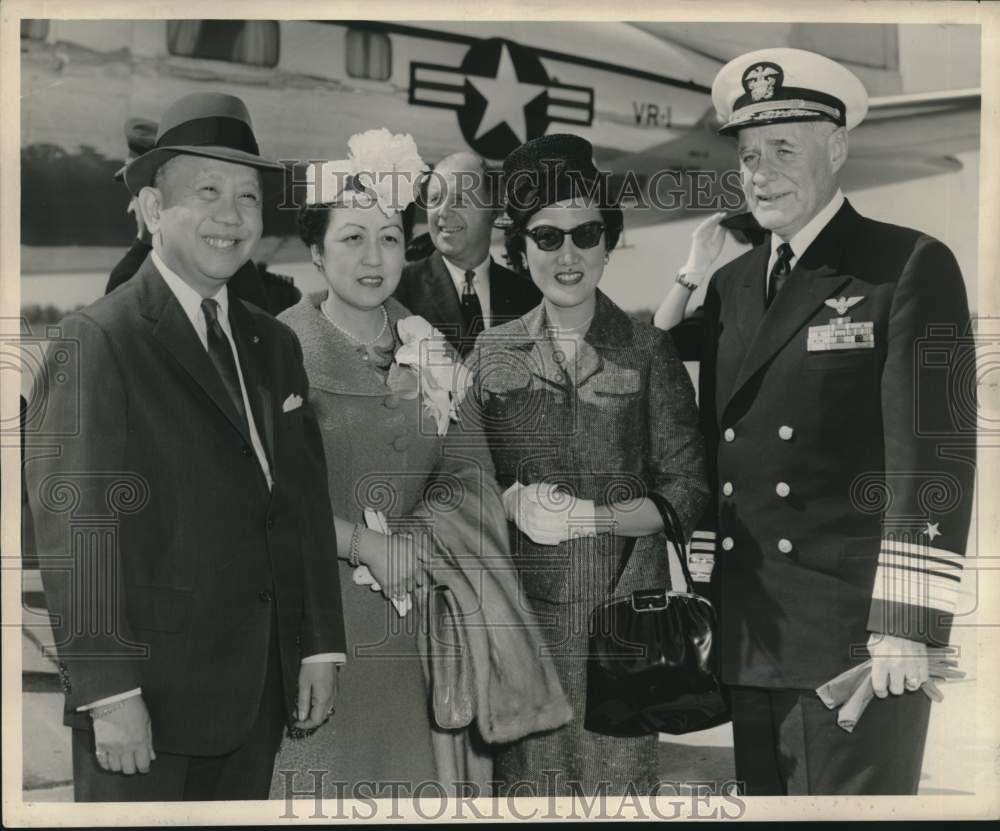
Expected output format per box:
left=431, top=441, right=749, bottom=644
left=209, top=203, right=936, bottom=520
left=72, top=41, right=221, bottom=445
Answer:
left=387, top=316, right=470, bottom=437
left=305, top=128, right=427, bottom=216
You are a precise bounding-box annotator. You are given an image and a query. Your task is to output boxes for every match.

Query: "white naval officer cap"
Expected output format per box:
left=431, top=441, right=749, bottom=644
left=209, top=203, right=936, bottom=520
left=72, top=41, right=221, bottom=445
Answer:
left=712, top=47, right=869, bottom=136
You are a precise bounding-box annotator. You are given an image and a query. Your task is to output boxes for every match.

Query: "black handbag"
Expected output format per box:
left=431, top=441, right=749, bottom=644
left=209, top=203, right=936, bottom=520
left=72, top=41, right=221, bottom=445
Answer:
left=585, top=492, right=730, bottom=737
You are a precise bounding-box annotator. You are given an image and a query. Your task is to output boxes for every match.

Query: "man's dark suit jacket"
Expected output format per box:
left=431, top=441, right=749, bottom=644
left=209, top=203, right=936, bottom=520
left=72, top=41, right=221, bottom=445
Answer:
left=394, top=250, right=542, bottom=356
left=695, top=199, right=975, bottom=690
left=25, top=256, right=346, bottom=757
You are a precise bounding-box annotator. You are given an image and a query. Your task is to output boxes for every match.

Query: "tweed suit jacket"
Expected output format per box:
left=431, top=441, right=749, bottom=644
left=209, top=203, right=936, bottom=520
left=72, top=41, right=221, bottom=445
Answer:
left=468, top=290, right=710, bottom=605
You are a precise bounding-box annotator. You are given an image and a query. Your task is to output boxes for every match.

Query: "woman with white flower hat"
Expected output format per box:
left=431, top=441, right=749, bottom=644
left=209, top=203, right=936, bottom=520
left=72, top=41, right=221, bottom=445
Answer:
left=268, top=131, right=570, bottom=795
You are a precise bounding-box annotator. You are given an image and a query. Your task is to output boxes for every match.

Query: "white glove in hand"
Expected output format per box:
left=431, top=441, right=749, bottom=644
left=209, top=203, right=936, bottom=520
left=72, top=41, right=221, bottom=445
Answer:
left=503, top=481, right=605, bottom=546
left=352, top=564, right=382, bottom=592
left=867, top=633, right=928, bottom=697
left=680, top=211, right=727, bottom=276
left=360, top=509, right=412, bottom=617
left=501, top=481, right=524, bottom=522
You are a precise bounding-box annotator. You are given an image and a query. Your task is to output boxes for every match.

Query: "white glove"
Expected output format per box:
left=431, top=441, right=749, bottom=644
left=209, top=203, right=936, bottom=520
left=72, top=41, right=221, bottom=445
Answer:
left=680, top=211, right=727, bottom=276
left=502, top=481, right=606, bottom=546
left=358, top=509, right=412, bottom=617
left=867, top=633, right=928, bottom=698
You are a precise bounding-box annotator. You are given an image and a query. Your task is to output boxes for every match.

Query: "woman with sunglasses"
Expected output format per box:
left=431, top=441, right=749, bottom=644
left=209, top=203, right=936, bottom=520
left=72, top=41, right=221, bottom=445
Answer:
left=466, top=135, right=709, bottom=796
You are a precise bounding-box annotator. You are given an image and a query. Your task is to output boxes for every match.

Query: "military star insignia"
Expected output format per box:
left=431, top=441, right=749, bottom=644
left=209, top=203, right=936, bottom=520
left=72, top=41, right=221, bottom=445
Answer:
left=467, top=44, right=546, bottom=144
left=924, top=522, right=942, bottom=542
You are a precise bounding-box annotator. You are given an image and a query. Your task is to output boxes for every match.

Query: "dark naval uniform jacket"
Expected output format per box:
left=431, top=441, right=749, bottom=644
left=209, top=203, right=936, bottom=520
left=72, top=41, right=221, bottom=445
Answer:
left=695, top=199, right=976, bottom=690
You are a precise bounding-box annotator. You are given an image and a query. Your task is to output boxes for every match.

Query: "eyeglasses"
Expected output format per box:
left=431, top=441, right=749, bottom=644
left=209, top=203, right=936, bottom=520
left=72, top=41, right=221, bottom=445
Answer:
left=523, top=221, right=606, bottom=252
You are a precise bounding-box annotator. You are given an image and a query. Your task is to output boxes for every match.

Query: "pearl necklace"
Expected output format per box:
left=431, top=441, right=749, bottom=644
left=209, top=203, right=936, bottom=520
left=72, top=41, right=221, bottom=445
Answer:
left=547, top=314, right=594, bottom=335
left=321, top=298, right=389, bottom=347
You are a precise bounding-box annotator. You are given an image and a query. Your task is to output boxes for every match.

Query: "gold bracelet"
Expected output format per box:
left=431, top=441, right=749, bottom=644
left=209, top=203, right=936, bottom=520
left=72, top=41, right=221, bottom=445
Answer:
left=675, top=272, right=701, bottom=291
left=349, top=523, right=363, bottom=568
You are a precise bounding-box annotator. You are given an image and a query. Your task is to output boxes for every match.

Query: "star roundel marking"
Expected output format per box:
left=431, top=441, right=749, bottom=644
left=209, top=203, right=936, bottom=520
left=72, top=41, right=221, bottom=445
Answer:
left=466, top=44, right=547, bottom=144
left=409, top=38, right=595, bottom=160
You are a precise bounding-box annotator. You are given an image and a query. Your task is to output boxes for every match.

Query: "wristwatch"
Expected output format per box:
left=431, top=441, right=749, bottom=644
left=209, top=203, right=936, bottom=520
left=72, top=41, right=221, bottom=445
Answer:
left=675, top=272, right=701, bottom=291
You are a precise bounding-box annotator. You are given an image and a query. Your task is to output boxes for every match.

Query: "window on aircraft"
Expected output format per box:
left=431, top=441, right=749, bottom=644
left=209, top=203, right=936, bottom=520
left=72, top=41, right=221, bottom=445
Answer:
left=21, top=20, right=49, bottom=41
left=346, top=28, right=391, bottom=81
left=166, top=21, right=279, bottom=68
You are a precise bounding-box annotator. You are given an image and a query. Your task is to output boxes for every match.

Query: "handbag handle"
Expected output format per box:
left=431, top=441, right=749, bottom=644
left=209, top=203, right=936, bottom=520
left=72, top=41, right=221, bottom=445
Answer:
left=607, top=491, right=697, bottom=595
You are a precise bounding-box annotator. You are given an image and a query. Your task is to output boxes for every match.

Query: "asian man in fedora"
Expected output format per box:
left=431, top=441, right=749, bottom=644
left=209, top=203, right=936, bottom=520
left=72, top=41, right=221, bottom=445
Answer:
left=105, top=115, right=303, bottom=316
left=26, top=91, right=347, bottom=801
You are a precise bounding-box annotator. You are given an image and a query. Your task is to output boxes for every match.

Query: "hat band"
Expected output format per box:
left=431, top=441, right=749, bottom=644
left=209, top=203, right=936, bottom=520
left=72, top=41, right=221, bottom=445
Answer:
left=505, top=168, right=616, bottom=215
left=156, top=116, right=261, bottom=156
left=730, top=98, right=842, bottom=124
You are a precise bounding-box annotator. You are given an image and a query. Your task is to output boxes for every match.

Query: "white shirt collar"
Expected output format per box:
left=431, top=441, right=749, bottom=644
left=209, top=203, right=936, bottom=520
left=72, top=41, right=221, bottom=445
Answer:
left=441, top=253, right=491, bottom=291
left=441, top=253, right=493, bottom=327
left=151, top=249, right=230, bottom=333
left=150, top=250, right=274, bottom=491
left=770, top=189, right=845, bottom=264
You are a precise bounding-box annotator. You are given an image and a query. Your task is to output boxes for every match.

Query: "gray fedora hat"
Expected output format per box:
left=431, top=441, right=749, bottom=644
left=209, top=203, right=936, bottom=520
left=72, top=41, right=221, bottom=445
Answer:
left=123, top=92, right=284, bottom=196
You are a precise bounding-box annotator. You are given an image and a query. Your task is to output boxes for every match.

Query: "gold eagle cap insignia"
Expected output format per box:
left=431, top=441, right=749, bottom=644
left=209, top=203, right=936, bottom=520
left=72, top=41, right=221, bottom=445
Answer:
left=745, top=64, right=779, bottom=101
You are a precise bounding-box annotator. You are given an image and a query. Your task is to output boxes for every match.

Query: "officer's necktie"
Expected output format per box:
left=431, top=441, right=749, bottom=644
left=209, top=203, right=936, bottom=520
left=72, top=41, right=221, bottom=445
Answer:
left=201, top=298, right=248, bottom=428
left=766, top=242, right=794, bottom=307
left=461, top=270, right=485, bottom=342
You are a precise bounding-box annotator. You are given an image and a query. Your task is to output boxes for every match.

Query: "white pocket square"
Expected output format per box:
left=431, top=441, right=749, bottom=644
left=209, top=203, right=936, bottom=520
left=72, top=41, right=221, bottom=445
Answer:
left=282, top=393, right=303, bottom=413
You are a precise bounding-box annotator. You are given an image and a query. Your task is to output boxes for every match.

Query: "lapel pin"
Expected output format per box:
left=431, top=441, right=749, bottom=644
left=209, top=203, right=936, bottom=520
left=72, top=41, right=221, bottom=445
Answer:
left=824, top=296, right=864, bottom=315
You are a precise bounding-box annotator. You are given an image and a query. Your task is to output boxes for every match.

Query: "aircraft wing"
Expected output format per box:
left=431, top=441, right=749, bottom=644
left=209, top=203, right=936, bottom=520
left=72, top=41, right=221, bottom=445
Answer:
left=610, top=88, right=980, bottom=228
left=852, top=88, right=981, bottom=158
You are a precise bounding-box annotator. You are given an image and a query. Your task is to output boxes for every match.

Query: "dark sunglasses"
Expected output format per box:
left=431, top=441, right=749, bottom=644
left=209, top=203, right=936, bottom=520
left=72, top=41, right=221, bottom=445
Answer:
left=523, top=221, right=606, bottom=252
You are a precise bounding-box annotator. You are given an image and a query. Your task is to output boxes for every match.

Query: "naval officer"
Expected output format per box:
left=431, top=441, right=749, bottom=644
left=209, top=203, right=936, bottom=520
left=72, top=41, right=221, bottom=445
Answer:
left=694, top=48, right=976, bottom=794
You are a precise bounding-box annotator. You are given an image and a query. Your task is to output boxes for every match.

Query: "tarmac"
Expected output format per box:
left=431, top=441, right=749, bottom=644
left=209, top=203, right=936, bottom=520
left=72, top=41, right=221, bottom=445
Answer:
left=18, top=568, right=987, bottom=805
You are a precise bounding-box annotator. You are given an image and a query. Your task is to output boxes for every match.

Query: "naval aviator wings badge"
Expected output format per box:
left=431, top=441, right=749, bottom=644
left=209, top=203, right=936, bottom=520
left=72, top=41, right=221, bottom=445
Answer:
left=824, top=296, right=864, bottom=316
left=807, top=296, right=874, bottom=352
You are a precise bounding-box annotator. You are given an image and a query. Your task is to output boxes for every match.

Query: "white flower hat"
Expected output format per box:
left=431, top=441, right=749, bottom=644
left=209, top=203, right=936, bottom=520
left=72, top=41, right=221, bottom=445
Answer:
left=305, top=128, right=428, bottom=216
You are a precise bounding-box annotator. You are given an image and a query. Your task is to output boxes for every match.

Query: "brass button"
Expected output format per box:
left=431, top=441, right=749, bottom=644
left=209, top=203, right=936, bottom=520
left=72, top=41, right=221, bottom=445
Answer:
left=723, top=428, right=735, bottom=442
left=722, top=481, right=734, bottom=496
left=776, top=482, right=791, bottom=498
left=384, top=394, right=400, bottom=409
left=778, top=538, right=793, bottom=554
left=392, top=436, right=410, bottom=452
left=721, top=536, right=735, bottom=551
left=778, top=425, right=794, bottom=441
